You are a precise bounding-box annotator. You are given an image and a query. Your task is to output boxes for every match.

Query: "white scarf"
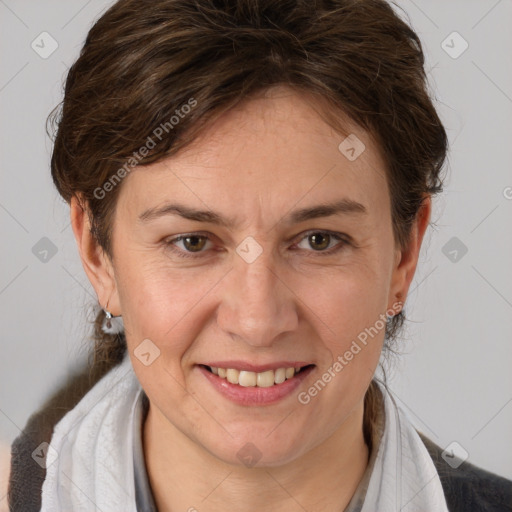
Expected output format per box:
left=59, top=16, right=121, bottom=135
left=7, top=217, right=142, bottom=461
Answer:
left=361, top=387, right=449, bottom=512
left=41, top=353, right=449, bottom=511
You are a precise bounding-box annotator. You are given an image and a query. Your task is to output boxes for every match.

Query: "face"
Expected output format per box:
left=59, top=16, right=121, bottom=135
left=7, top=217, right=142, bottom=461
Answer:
left=78, top=86, right=422, bottom=467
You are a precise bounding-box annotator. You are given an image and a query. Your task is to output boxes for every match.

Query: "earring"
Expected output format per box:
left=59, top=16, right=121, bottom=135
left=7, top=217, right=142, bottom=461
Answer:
left=101, top=303, right=124, bottom=334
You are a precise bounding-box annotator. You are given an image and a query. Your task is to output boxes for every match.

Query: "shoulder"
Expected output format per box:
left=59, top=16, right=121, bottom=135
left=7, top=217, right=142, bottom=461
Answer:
left=8, top=358, right=124, bottom=512
left=418, top=431, right=512, bottom=512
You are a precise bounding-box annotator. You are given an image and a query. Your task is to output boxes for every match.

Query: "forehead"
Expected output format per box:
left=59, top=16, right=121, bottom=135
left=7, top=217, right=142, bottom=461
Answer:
left=118, top=87, right=390, bottom=225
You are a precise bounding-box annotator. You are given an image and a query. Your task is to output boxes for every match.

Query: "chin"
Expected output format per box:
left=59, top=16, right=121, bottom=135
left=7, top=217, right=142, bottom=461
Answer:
left=203, top=429, right=310, bottom=468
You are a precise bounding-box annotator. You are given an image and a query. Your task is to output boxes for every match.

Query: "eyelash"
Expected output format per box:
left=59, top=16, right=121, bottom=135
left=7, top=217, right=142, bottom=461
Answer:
left=164, top=230, right=350, bottom=259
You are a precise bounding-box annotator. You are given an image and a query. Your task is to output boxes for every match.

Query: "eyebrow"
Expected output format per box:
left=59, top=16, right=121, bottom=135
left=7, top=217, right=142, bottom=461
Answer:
left=138, top=198, right=367, bottom=228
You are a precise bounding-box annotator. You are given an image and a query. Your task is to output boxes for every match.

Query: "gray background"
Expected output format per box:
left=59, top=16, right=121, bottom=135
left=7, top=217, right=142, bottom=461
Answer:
left=1, top=0, right=511, bottom=502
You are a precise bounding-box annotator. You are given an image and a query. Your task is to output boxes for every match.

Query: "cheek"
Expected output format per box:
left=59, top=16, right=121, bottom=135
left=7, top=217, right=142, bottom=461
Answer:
left=115, top=251, right=226, bottom=357
left=294, top=257, right=390, bottom=352
left=294, top=268, right=387, bottom=429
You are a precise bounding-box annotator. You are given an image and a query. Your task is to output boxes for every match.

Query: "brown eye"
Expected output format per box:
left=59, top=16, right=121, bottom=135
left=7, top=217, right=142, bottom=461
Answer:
left=181, top=235, right=207, bottom=252
left=294, top=230, right=348, bottom=255
left=308, top=232, right=331, bottom=251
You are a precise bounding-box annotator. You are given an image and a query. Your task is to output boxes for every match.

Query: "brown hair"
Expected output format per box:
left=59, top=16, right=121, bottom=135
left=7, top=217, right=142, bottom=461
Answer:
left=49, top=0, right=447, bottom=390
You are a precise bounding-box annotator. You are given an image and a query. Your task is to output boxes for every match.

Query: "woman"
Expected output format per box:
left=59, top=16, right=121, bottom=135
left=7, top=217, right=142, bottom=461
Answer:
left=8, top=0, right=512, bottom=510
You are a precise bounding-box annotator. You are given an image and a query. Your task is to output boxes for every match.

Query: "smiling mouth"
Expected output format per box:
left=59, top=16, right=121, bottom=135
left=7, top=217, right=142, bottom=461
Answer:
left=199, top=364, right=315, bottom=387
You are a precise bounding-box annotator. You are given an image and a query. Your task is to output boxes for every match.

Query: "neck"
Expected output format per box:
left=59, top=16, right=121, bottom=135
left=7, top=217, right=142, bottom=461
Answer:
left=143, top=400, right=370, bottom=512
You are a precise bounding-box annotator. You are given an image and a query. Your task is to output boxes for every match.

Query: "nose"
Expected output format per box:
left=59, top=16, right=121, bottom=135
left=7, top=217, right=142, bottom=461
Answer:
left=216, top=249, right=299, bottom=348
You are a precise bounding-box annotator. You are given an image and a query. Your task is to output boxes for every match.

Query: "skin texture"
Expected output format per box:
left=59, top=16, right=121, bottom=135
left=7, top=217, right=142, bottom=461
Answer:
left=71, top=85, right=431, bottom=511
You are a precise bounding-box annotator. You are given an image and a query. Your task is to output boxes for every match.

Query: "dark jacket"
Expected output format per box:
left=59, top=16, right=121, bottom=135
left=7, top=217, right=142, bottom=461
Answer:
left=8, top=364, right=512, bottom=511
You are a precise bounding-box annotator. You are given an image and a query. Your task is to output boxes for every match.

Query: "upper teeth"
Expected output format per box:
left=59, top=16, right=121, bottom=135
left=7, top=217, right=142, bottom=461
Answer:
left=210, top=366, right=301, bottom=387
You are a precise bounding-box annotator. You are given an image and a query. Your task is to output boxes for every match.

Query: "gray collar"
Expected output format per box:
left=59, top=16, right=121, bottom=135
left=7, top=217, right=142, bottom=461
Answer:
left=133, top=390, right=158, bottom=512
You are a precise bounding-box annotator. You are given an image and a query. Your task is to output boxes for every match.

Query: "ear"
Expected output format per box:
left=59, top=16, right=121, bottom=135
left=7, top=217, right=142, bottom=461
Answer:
left=70, top=195, right=121, bottom=315
left=387, top=195, right=431, bottom=312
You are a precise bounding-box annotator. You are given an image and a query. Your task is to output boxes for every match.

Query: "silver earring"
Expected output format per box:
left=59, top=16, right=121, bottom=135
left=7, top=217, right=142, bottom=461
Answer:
left=102, top=309, right=124, bottom=334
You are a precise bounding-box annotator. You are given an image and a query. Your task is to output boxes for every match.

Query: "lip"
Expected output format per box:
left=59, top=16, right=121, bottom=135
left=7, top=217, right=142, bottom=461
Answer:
left=196, top=364, right=315, bottom=406
left=201, top=361, right=313, bottom=372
